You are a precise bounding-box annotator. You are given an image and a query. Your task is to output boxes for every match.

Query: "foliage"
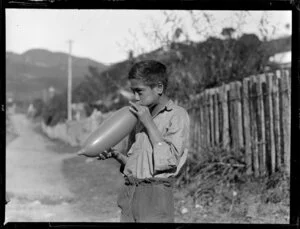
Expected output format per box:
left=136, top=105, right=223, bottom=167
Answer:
left=43, top=11, right=290, bottom=124
left=72, top=66, right=108, bottom=104
left=175, top=147, right=290, bottom=210
left=260, top=171, right=290, bottom=205
left=176, top=147, right=247, bottom=205
left=72, top=64, right=132, bottom=113
left=165, top=33, right=270, bottom=101
left=119, top=11, right=290, bottom=102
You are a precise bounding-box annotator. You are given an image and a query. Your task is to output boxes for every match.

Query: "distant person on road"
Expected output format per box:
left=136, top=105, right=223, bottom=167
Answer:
left=27, top=103, right=36, bottom=118
left=98, top=60, right=190, bottom=222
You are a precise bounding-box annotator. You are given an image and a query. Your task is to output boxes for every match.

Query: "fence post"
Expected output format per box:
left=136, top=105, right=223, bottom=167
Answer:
left=265, top=73, right=276, bottom=175
left=273, top=71, right=282, bottom=172
left=203, top=90, right=211, bottom=147
left=214, top=88, right=220, bottom=146
left=280, top=70, right=291, bottom=176
left=229, top=82, right=243, bottom=150
left=228, top=82, right=234, bottom=149
left=209, top=89, right=215, bottom=147
left=242, top=78, right=252, bottom=175
left=196, top=95, right=202, bottom=153
left=257, top=74, right=267, bottom=176
left=188, top=100, right=194, bottom=152
left=220, top=84, right=230, bottom=150
left=229, top=82, right=244, bottom=150
left=192, top=99, right=198, bottom=152
left=249, top=76, right=259, bottom=177
left=235, top=81, right=244, bottom=149
left=199, top=93, right=206, bottom=151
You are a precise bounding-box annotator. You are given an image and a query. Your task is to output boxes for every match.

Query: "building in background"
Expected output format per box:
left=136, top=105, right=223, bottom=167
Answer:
left=269, top=51, right=291, bottom=69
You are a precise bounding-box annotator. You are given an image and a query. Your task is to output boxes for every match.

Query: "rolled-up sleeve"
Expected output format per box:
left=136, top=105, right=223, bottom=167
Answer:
left=153, top=109, right=190, bottom=173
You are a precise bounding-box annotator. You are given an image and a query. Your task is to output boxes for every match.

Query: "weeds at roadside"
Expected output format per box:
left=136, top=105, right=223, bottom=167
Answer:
left=174, top=147, right=290, bottom=223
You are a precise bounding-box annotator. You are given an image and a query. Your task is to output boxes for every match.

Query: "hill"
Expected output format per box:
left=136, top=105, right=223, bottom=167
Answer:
left=6, top=49, right=107, bottom=101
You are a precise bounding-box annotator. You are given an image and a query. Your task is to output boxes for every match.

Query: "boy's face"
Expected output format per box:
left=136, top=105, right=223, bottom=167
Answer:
left=129, top=79, right=161, bottom=107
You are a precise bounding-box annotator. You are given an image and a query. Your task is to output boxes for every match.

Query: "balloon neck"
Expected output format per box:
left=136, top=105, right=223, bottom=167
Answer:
left=77, top=149, right=85, bottom=156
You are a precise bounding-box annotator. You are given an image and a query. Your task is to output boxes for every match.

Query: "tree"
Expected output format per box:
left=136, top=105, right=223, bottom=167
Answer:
left=72, top=66, right=110, bottom=104
left=221, top=27, right=236, bottom=39
left=119, top=11, right=274, bottom=102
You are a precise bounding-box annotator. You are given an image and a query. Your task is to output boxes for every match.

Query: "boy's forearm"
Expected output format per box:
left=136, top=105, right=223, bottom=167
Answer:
left=113, top=152, right=128, bottom=165
left=144, top=120, right=164, bottom=147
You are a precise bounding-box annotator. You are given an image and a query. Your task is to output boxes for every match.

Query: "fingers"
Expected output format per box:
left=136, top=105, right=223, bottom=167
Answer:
left=129, top=106, right=138, bottom=114
left=97, top=150, right=112, bottom=160
left=129, top=101, right=139, bottom=110
left=129, top=101, right=148, bottom=114
left=97, top=154, right=106, bottom=160
left=109, top=147, right=119, bottom=157
left=129, top=101, right=139, bottom=113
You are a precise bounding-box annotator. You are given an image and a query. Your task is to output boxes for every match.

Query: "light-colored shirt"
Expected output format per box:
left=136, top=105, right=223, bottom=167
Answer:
left=122, top=100, right=190, bottom=179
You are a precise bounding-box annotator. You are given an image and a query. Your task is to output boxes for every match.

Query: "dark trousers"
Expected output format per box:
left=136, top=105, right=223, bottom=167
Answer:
left=117, top=176, right=175, bottom=222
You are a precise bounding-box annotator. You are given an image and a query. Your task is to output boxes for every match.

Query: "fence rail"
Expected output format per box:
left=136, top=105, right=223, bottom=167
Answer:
left=185, top=69, right=291, bottom=177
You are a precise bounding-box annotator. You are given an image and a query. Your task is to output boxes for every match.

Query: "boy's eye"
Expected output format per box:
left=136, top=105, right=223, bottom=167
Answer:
left=131, top=89, right=143, bottom=94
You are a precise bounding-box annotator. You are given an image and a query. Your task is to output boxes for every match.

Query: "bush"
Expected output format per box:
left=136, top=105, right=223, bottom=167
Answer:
left=176, top=147, right=248, bottom=205
left=176, top=147, right=290, bottom=211
left=260, top=171, right=290, bottom=205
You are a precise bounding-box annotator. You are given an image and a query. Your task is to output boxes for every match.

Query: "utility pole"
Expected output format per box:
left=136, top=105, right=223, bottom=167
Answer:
left=67, top=40, right=73, bottom=121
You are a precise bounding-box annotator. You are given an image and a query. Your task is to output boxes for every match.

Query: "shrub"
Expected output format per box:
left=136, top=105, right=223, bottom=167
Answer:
left=176, top=147, right=247, bottom=206
left=260, top=171, right=290, bottom=205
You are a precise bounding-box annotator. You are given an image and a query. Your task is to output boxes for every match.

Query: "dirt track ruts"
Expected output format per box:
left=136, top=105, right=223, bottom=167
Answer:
left=5, top=114, right=121, bottom=223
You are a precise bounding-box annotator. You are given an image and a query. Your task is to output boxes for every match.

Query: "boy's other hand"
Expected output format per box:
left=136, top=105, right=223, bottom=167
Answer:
left=129, top=101, right=152, bottom=127
left=97, top=148, right=119, bottom=160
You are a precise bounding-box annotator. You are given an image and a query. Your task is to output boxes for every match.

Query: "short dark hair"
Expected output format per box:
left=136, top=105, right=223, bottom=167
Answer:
left=128, top=60, right=168, bottom=92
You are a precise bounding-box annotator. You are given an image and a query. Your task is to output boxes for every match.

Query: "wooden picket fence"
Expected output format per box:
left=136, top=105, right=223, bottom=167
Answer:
left=185, top=68, right=291, bottom=177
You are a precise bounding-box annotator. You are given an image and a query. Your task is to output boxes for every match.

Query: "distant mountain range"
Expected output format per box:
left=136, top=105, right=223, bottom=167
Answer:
left=6, top=49, right=107, bottom=101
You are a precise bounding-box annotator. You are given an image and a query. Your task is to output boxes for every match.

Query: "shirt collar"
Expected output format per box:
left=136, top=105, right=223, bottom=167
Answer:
left=164, top=99, right=174, bottom=111
left=152, top=99, right=174, bottom=118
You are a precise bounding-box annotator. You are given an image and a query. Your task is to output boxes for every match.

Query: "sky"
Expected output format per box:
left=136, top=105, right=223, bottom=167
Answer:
left=6, top=9, right=292, bottom=65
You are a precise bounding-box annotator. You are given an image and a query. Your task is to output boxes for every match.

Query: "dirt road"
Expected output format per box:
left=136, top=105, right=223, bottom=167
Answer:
left=5, top=114, right=122, bottom=223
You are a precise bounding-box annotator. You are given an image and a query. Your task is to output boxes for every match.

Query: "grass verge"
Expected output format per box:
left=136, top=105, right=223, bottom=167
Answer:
left=174, top=147, right=290, bottom=223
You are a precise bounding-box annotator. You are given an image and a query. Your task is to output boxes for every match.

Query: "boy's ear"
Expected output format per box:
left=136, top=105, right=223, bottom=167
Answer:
left=156, top=82, right=164, bottom=95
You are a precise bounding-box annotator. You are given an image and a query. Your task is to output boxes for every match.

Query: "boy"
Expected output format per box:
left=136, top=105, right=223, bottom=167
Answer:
left=98, top=60, right=190, bottom=222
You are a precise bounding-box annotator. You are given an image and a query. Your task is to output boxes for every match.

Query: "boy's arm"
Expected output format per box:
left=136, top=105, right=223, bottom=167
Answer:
left=110, top=130, right=135, bottom=167
left=129, top=101, right=164, bottom=146
left=143, top=119, right=165, bottom=147
left=97, top=149, right=128, bottom=174
left=112, top=150, right=128, bottom=165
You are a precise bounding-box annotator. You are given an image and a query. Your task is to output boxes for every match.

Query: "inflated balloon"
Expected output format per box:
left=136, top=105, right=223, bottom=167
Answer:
left=77, top=106, right=137, bottom=157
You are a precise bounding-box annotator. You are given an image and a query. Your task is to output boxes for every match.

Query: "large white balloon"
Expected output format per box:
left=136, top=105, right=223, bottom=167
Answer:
left=77, top=106, right=137, bottom=157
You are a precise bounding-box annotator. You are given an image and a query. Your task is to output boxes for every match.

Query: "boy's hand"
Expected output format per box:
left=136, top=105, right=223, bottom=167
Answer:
left=129, top=101, right=152, bottom=127
left=97, top=148, right=119, bottom=160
